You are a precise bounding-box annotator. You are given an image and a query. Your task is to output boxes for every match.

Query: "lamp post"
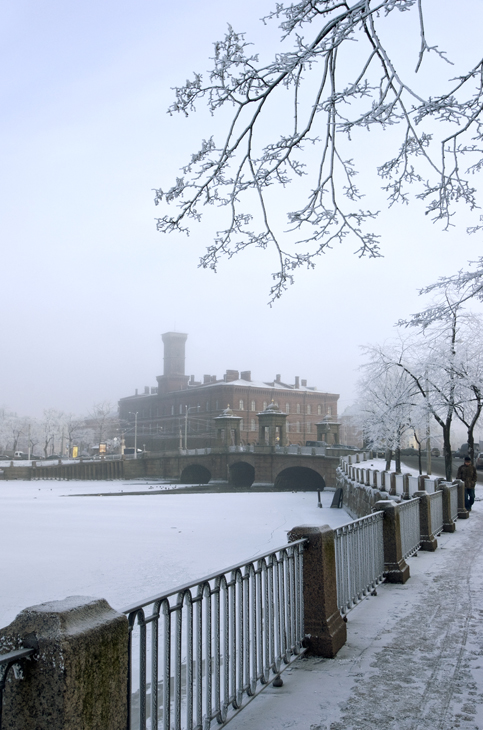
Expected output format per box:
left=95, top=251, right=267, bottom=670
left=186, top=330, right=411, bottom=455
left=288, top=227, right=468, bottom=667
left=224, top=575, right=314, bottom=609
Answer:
left=184, top=405, right=200, bottom=451
left=129, top=412, right=138, bottom=459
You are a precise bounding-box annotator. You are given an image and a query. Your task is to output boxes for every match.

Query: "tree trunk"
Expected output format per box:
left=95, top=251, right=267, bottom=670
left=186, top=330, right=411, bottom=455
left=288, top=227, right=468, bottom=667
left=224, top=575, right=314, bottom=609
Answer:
left=385, top=448, right=392, bottom=471
left=442, top=424, right=453, bottom=481
left=395, top=447, right=401, bottom=473
left=467, top=429, right=476, bottom=463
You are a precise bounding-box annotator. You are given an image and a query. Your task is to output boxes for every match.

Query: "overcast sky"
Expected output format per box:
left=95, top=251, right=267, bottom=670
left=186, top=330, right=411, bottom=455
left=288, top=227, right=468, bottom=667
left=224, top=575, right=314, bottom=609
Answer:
left=1, top=0, right=482, bottom=418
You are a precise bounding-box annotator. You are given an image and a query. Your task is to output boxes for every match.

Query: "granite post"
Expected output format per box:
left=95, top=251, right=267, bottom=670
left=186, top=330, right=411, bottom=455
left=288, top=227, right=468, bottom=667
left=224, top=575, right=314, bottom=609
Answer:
left=456, top=478, right=470, bottom=519
left=0, top=596, right=128, bottom=730
left=414, top=491, right=438, bottom=551
left=288, top=525, right=346, bottom=658
left=373, top=500, right=410, bottom=583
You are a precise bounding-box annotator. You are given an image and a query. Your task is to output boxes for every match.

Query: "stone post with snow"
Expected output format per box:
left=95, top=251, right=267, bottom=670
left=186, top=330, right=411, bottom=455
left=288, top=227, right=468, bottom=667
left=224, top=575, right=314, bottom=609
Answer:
left=288, top=525, right=346, bottom=658
left=0, top=596, right=128, bottom=730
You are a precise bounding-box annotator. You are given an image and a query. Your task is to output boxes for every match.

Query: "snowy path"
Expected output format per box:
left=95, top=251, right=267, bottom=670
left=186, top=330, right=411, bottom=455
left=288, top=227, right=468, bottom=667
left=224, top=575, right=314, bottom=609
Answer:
left=228, top=488, right=483, bottom=730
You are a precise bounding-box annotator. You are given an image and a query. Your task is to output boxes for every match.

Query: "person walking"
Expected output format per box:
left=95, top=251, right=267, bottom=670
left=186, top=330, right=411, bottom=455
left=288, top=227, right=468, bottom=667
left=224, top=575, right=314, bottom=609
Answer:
left=457, top=455, right=477, bottom=511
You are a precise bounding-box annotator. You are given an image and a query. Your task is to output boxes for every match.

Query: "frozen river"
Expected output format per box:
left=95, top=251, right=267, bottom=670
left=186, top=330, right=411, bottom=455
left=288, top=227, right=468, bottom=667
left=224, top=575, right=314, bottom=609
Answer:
left=0, top=478, right=351, bottom=629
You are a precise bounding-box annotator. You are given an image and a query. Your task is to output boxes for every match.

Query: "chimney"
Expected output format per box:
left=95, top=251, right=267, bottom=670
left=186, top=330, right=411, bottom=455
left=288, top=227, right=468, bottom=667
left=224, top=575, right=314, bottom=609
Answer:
left=241, top=371, right=251, bottom=381
left=225, top=370, right=239, bottom=382
left=190, top=374, right=195, bottom=384
left=295, top=376, right=300, bottom=389
left=211, top=375, right=217, bottom=383
left=275, top=374, right=281, bottom=383
left=204, top=374, right=211, bottom=384
left=135, top=388, right=138, bottom=396
left=301, top=379, right=307, bottom=387
left=144, top=386, right=149, bottom=394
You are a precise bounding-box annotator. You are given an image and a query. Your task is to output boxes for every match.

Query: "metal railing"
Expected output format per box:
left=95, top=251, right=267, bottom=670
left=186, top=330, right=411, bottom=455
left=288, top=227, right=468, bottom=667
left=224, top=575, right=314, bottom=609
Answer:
left=398, top=498, right=421, bottom=559
left=334, top=512, right=384, bottom=614
left=449, top=483, right=459, bottom=522
left=429, top=490, right=444, bottom=536
left=123, top=539, right=306, bottom=730
left=0, top=647, right=35, bottom=729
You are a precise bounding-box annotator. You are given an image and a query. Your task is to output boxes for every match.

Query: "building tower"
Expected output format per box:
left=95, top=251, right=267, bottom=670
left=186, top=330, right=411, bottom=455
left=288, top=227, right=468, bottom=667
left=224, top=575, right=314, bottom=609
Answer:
left=156, top=332, right=190, bottom=394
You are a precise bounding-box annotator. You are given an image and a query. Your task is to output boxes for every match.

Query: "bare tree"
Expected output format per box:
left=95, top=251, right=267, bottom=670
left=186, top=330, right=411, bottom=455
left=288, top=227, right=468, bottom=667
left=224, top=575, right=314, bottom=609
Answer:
left=88, top=402, right=118, bottom=449
left=155, top=0, right=483, bottom=299
left=357, top=354, right=422, bottom=471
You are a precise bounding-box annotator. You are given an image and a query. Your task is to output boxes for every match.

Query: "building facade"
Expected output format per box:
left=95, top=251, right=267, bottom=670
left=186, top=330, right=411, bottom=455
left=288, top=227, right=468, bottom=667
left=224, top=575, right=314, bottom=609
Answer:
left=118, top=332, right=340, bottom=451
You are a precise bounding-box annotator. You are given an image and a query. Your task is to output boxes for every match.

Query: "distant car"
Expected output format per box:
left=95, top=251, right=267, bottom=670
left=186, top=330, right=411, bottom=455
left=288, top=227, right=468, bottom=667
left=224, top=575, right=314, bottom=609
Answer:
left=476, top=453, right=483, bottom=470
left=431, top=448, right=440, bottom=457
left=45, top=454, right=61, bottom=460
left=0, top=454, right=10, bottom=460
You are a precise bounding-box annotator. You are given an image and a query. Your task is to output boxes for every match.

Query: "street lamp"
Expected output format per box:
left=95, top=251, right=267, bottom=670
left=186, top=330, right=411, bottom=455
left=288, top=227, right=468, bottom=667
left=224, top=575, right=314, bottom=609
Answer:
left=184, top=405, right=200, bottom=451
left=129, top=412, right=138, bottom=459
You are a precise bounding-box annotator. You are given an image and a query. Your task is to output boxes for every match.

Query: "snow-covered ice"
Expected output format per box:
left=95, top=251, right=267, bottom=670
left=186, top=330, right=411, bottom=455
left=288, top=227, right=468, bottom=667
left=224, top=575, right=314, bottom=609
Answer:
left=0, top=479, right=350, bottom=629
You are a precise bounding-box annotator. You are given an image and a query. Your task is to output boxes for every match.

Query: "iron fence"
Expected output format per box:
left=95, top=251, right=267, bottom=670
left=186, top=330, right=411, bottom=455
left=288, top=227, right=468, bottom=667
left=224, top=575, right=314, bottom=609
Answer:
left=0, top=647, right=35, bottom=730
left=449, top=483, right=459, bottom=522
left=334, top=512, right=385, bottom=614
left=123, top=539, right=306, bottom=730
left=429, top=490, right=444, bottom=536
left=398, top=498, right=421, bottom=559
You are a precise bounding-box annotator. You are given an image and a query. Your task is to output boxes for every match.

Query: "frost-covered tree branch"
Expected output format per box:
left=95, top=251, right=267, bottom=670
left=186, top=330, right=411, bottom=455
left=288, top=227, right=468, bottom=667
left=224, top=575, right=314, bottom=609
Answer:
left=155, top=0, right=483, bottom=300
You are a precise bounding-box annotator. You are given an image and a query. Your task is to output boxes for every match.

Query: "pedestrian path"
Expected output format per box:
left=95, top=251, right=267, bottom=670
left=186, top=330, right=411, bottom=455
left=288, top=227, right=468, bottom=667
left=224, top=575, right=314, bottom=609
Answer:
left=228, top=490, right=483, bottom=730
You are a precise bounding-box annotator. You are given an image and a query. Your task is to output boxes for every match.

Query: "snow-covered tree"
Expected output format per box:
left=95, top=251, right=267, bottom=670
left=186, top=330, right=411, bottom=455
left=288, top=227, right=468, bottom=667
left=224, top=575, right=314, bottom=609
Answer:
left=357, top=354, right=422, bottom=471
left=155, top=0, right=483, bottom=299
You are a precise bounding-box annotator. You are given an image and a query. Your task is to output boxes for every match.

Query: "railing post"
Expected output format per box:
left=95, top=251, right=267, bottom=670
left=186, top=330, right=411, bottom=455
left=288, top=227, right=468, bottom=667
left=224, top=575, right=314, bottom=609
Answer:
left=288, top=525, right=346, bottom=658
left=0, top=596, right=128, bottom=730
left=456, top=478, right=469, bottom=519
left=439, top=483, right=456, bottom=532
left=373, top=501, right=410, bottom=583
left=389, top=473, right=397, bottom=496
left=414, top=492, right=438, bottom=551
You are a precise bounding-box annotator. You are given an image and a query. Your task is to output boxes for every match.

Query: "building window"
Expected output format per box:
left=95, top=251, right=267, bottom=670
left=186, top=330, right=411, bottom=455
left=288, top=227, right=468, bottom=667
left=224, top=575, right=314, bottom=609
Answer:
left=251, top=418, right=256, bottom=431
left=327, top=406, right=332, bottom=416
left=171, top=406, right=174, bottom=416
left=285, top=403, right=290, bottom=414
left=216, top=400, right=219, bottom=410
left=296, top=421, right=301, bottom=433
left=317, top=405, right=322, bottom=415
left=179, top=404, right=183, bottom=415
left=206, top=401, right=209, bottom=411
left=240, top=418, right=244, bottom=431
left=263, top=401, right=267, bottom=410
left=286, top=422, right=290, bottom=433
left=296, top=403, right=301, bottom=414
left=307, top=404, right=311, bottom=415
left=251, top=400, right=256, bottom=411
left=239, top=399, right=244, bottom=410
left=307, top=423, right=311, bottom=433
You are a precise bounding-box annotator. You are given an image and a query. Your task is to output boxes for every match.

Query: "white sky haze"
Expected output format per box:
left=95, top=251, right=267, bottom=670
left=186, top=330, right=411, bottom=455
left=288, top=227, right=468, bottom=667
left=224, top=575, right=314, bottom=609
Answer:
left=1, top=0, right=482, bottom=417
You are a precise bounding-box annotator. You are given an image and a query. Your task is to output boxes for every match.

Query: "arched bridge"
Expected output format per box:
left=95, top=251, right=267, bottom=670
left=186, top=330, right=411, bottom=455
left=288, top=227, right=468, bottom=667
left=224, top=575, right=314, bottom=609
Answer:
left=4, top=446, right=342, bottom=489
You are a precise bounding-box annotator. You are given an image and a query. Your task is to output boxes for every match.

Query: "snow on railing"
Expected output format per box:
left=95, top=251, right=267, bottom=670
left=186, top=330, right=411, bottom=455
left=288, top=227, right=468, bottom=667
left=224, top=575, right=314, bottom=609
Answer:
left=398, top=499, right=421, bottom=559
left=429, top=490, right=444, bottom=537
left=123, top=540, right=306, bottom=730
left=334, top=513, right=385, bottom=614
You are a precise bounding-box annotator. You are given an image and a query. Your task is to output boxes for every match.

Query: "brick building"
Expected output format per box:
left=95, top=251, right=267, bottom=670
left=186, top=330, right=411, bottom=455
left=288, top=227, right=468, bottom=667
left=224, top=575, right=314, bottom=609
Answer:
left=118, top=332, right=339, bottom=451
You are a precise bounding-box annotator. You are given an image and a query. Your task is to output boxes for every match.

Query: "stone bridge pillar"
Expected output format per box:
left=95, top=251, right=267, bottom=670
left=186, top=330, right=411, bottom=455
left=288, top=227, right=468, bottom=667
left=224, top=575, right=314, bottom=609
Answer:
left=214, top=407, right=242, bottom=448
left=257, top=402, right=288, bottom=447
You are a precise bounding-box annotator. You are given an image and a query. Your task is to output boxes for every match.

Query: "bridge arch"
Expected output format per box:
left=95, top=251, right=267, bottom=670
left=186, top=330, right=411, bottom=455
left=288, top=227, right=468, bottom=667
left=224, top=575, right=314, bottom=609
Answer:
left=229, top=461, right=255, bottom=487
left=180, top=463, right=211, bottom=484
left=274, top=466, right=325, bottom=491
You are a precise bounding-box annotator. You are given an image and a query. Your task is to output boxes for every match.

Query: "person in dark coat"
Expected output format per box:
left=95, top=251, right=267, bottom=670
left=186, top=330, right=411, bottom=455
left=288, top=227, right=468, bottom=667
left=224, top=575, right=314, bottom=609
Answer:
left=457, top=456, right=477, bottom=511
